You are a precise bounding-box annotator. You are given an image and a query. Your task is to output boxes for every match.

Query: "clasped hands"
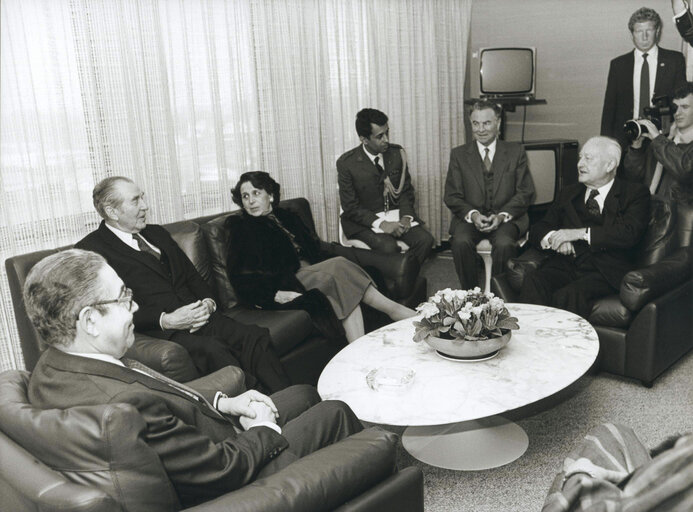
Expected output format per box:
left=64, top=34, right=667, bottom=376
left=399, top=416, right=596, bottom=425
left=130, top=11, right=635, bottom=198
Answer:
left=161, top=299, right=216, bottom=333
left=380, top=216, right=412, bottom=237
left=217, top=390, right=279, bottom=431
left=471, top=212, right=503, bottom=233
left=543, top=228, right=586, bottom=256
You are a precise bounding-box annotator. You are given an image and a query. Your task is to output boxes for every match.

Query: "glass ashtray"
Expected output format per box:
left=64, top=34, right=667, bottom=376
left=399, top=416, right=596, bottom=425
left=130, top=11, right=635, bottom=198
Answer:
left=366, top=367, right=415, bottom=392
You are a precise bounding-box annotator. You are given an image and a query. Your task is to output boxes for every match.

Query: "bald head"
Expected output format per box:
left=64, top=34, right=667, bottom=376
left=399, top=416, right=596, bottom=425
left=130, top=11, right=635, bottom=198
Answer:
left=577, top=137, right=620, bottom=189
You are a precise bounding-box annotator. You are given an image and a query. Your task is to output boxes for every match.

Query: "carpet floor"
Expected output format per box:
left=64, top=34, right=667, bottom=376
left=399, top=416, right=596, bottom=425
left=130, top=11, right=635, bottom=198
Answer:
left=388, top=250, right=693, bottom=512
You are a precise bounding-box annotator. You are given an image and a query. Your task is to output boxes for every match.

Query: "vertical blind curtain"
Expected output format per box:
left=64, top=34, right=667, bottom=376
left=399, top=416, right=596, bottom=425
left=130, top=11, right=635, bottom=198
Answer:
left=0, top=0, right=470, bottom=371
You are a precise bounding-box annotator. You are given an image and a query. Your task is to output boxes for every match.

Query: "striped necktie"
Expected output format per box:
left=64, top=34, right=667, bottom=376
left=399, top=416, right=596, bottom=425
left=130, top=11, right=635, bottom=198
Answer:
left=483, top=148, right=492, bottom=172
left=121, top=357, right=224, bottom=419
left=132, top=233, right=160, bottom=261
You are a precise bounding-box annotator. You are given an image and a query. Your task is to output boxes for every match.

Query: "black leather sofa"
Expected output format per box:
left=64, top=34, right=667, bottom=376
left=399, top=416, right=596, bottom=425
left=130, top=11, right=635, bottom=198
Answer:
left=492, top=198, right=693, bottom=386
left=0, top=367, right=424, bottom=512
left=5, top=197, right=427, bottom=385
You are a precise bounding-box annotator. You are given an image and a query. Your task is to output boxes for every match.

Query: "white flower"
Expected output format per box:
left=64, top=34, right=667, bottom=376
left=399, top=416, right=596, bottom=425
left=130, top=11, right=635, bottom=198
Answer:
left=471, top=306, right=484, bottom=317
left=458, top=309, right=471, bottom=321
left=417, top=302, right=439, bottom=319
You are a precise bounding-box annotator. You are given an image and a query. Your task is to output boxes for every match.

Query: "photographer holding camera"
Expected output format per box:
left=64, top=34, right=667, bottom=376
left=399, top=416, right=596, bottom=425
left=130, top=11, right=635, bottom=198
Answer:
left=623, top=82, right=693, bottom=203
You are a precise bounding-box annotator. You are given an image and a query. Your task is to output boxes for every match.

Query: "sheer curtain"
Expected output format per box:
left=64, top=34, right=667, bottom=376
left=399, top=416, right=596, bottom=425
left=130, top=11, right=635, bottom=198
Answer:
left=0, top=0, right=471, bottom=371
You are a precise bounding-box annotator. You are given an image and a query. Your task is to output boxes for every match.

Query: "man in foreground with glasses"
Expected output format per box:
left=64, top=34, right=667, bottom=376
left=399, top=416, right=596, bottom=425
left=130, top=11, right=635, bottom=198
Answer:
left=24, top=249, right=363, bottom=507
left=75, top=176, right=290, bottom=393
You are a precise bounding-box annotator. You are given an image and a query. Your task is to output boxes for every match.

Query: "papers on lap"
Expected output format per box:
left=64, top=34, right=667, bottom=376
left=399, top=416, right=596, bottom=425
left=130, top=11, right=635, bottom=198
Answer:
left=371, top=209, right=419, bottom=233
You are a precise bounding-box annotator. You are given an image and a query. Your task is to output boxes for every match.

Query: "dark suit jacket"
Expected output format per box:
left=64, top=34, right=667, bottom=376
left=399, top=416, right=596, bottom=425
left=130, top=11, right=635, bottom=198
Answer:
left=601, top=47, right=686, bottom=146
left=75, top=222, right=215, bottom=334
left=444, top=140, right=535, bottom=235
left=675, top=9, right=693, bottom=44
left=337, top=143, right=421, bottom=237
left=529, top=178, right=651, bottom=288
left=623, top=135, right=693, bottom=203
left=28, top=348, right=287, bottom=506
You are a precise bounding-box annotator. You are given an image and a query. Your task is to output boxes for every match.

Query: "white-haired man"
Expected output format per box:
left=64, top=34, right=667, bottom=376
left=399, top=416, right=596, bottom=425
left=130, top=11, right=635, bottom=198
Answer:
left=519, top=137, right=651, bottom=318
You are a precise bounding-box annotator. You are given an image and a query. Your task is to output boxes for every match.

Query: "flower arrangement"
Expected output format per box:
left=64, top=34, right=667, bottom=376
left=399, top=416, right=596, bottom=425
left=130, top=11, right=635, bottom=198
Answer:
left=413, top=288, right=519, bottom=343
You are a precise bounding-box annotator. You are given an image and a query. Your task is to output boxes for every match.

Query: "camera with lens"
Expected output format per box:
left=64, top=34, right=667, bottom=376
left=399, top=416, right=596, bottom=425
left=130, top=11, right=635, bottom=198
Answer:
left=623, top=95, right=676, bottom=141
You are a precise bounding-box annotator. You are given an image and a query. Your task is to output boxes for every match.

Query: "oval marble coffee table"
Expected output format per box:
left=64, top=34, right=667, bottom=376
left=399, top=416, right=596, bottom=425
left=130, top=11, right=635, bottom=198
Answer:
left=317, top=303, right=599, bottom=470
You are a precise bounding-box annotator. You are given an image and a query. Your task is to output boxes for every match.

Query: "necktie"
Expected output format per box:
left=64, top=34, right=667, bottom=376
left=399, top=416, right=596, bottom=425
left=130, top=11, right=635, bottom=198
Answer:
left=374, top=156, right=385, bottom=174
left=121, top=357, right=224, bottom=419
left=639, top=53, right=650, bottom=117
left=132, top=233, right=160, bottom=261
left=586, top=189, right=600, bottom=217
left=483, top=148, right=492, bottom=172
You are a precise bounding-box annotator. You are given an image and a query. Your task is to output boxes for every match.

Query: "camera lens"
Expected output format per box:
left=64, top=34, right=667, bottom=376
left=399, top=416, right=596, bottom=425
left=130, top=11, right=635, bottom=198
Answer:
left=623, top=120, right=643, bottom=141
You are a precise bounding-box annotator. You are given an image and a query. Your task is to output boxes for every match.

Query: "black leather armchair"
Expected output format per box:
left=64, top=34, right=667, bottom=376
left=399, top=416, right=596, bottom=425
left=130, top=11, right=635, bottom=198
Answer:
left=5, top=197, right=426, bottom=385
left=492, top=198, right=693, bottom=386
left=0, top=369, right=424, bottom=512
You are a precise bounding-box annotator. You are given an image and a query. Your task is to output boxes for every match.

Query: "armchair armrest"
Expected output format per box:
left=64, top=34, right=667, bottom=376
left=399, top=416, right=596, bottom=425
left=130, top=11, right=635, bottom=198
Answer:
left=185, top=365, right=246, bottom=396
left=125, top=334, right=199, bottom=382
left=321, top=242, right=419, bottom=300
left=505, top=247, right=549, bottom=292
left=0, top=431, right=119, bottom=512
left=185, top=428, right=399, bottom=512
left=620, top=247, right=693, bottom=312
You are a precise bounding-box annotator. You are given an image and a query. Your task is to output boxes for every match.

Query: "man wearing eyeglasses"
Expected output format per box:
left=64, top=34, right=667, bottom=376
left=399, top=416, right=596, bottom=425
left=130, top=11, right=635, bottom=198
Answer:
left=75, top=176, right=290, bottom=393
left=24, top=249, right=363, bottom=507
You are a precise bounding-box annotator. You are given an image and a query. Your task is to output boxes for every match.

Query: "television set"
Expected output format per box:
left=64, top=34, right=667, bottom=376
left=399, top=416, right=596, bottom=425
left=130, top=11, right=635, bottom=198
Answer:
left=479, top=47, right=536, bottom=98
left=522, top=139, right=578, bottom=223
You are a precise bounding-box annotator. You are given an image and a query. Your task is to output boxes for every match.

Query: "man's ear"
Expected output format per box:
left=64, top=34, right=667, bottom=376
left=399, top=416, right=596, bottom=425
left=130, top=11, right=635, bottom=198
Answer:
left=104, top=205, right=119, bottom=223
left=77, top=307, right=100, bottom=338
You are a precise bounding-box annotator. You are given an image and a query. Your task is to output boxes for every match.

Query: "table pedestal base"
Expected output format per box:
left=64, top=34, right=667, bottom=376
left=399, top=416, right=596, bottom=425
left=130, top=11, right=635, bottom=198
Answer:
left=401, top=416, right=529, bottom=470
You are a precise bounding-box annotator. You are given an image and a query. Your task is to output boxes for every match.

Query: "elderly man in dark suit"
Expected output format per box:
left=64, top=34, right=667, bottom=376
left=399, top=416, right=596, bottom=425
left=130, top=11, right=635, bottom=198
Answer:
left=337, top=108, right=433, bottom=265
left=24, top=249, right=363, bottom=508
left=601, top=7, right=686, bottom=148
left=75, top=176, right=290, bottom=392
left=519, top=136, right=651, bottom=318
left=444, top=99, right=535, bottom=290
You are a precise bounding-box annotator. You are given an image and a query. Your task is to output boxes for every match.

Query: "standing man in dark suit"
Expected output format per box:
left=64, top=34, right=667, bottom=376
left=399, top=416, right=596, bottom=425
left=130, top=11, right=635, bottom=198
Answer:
left=337, top=108, right=434, bottom=265
left=444, top=100, right=535, bottom=290
left=601, top=7, right=686, bottom=148
left=519, top=137, right=651, bottom=319
left=75, top=177, right=290, bottom=392
left=24, top=249, right=363, bottom=508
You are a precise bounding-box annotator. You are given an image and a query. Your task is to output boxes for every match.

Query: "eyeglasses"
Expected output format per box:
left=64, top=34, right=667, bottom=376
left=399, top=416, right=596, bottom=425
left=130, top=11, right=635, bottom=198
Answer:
left=86, top=288, right=135, bottom=312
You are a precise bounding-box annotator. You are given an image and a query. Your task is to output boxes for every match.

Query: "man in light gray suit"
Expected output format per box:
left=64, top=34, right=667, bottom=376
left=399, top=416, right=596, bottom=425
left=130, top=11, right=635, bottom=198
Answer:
left=444, top=100, right=535, bottom=289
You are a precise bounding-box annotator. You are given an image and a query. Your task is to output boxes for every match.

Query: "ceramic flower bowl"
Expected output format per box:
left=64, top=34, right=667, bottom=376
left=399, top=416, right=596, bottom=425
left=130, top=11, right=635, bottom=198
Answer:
left=424, top=329, right=512, bottom=362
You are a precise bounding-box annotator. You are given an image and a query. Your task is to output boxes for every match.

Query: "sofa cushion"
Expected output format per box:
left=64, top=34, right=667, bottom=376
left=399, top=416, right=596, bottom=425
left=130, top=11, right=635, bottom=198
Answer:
left=0, top=371, right=180, bottom=512
left=200, top=212, right=240, bottom=309
left=165, top=220, right=213, bottom=285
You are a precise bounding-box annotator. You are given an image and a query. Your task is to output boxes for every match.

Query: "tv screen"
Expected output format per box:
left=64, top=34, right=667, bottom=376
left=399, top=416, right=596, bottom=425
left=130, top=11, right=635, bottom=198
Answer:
left=479, top=47, right=535, bottom=96
left=525, top=149, right=556, bottom=206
